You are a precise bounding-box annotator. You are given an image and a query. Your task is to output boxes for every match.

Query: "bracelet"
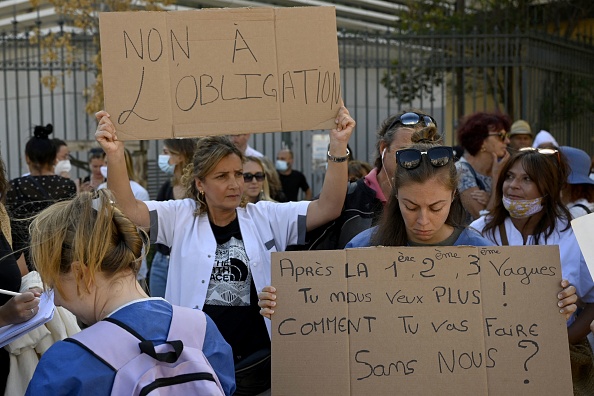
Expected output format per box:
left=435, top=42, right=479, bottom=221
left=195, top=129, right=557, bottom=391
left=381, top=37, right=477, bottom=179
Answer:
left=327, top=148, right=350, bottom=163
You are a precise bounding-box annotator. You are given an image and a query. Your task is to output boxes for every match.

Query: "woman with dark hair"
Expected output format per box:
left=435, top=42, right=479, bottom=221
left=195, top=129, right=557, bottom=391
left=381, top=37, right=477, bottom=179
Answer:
left=258, top=128, right=579, bottom=341
left=455, top=112, right=511, bottom=222
left=52, top=138, right=71, bottom=178
left=469, top=148, right=594, bottom=394
left=0, top=148, right=41, bottom=394
left=304, top=110, right=439, bottom=250
left=79, top=147, right=106, bottom=193
left=347, top=126, right=488, bottom=248
left=150, top=138, right=197, bottom=298
left=6, top=124, right=76, bottom=270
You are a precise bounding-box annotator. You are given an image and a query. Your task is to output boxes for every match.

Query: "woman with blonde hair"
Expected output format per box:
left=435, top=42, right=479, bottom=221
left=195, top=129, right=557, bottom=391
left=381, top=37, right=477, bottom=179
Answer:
left=25, top=190, right=235, bottom=395
left=243, top=156, right=274, bottom=203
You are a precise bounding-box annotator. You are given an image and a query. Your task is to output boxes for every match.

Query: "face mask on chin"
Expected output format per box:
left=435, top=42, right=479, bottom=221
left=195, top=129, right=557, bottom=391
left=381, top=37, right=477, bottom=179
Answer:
left=502, top=195, right=544, bottom=218
left=158, top=154, right=176, bottom=175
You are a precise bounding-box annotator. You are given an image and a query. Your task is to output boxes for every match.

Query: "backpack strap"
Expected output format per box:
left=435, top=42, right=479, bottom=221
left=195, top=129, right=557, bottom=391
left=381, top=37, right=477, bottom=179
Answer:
left=68, top=319, right=145, bottom=370
left=167, top=306, right=207, bottom=350
left=571, top=203, right=592, bottom=214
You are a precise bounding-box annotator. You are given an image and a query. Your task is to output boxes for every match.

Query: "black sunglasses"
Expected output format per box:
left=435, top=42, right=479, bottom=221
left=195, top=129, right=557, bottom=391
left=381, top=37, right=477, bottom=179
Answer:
left=396, top=146, right=454, bottom=170
left=243, top=172, right=266, bottom=182
left=387, top=112, right=437, bottom=131
left=488, top=131, right=508, bottom=142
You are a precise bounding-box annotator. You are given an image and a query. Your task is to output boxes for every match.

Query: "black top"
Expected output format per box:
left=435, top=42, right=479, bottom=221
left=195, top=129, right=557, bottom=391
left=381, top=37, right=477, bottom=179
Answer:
left=202, top=217, right=270, bottom=364
left=6, top=175, right=77, bottom=269
left=0, top=230, right=21, bottom=394
left=155, top=179, right=174, bottom=255
left=278, top=170, right=310, bottom=201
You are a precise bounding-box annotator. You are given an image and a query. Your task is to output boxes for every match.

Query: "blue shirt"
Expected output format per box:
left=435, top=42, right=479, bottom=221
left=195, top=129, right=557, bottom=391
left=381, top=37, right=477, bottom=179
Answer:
left=26, top=299, right=236, bottom=396
left=346, top=226, right=495, bottom=248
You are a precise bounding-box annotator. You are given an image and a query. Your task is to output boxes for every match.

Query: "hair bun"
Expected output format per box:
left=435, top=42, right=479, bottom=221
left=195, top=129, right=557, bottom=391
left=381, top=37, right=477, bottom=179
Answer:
left=411, top=126, right=442, bottom=144
left=33, top=124, right=53, bottom=139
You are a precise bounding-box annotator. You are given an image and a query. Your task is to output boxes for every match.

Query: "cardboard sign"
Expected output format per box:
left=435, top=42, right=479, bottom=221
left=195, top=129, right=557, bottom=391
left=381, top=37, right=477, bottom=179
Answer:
left=99, top=7, right=341, bottom=140
left=271, top=246, right=572, bottom=395
left=572, top=212, right=594, bottom=276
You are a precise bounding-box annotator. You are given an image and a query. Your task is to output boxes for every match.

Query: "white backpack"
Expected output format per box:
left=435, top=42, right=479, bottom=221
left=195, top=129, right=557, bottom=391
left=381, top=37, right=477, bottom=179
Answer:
left=69, top=305, right=225, bottom=396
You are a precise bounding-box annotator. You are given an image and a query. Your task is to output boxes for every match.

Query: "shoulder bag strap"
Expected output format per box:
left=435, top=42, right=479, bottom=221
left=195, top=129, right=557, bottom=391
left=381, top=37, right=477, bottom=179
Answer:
left=571, top=203, right=592, bottom=214
left=498, top=223, right=509, bottom=246
left=460, top=161, right=486, bottom=191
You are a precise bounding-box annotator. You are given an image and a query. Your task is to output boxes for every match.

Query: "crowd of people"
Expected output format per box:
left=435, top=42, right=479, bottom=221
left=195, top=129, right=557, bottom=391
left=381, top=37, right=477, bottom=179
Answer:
left=0, top=105, right=593, bottom=395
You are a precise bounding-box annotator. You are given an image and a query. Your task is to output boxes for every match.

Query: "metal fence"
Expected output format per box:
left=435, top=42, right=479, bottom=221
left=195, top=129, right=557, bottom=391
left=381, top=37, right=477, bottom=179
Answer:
left=0, top=26, right=593, bottom=197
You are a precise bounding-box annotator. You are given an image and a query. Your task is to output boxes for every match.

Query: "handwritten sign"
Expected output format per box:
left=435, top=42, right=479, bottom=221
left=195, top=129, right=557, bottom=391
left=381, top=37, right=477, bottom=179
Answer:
left=271, top=246, right=572, bottom=395
left=99, top=7, right=341, bottom=140
left=572, top=212, right=594, bottom=276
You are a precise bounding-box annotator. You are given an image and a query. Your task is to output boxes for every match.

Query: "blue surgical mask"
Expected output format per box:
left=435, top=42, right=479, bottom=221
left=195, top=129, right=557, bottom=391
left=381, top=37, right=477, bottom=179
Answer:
left=100, top=165, right=108, bottom=179
left=159, top=155, right=175, bottom=175
left=276, top=160, right=288, bottom=172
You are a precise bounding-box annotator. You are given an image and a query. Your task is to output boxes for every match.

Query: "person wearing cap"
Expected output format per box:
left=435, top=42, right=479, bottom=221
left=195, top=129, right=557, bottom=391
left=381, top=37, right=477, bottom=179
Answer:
left=508, top=119, right=533, bottom=150
left=559, top=146, right=594, bottom=217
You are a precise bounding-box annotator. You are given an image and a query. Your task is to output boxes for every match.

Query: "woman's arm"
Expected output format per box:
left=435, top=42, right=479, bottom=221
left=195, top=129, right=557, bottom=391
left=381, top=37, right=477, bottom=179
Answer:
left=94, top=111, right=150, bottom=228
left=568, top=303, right=594, bottom=344
left=0, top=290, right=40, bottom=327
left=305, top=106, right=355, bottom=231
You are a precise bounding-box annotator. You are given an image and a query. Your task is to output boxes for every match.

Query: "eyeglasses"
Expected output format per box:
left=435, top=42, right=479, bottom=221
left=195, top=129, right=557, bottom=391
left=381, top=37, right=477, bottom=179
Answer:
left=387, top=112, right=437, bottom=132
left=488, top=131, right=508, bottom=141
left=396, top=146, right=454, bottom=170
left=518, top=147, right=560, bottom=161
left=243, top=172, right=266, bottom=182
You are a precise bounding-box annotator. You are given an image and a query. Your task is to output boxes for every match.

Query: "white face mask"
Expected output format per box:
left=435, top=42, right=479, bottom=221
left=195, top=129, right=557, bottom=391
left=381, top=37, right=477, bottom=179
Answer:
left=158, top=154, right=175, bottom=175
left=502, top=196, right=544, bottom=218
left=276, top=159, right=289, bottom=172
left=55, top=160, right=71, bottom=175
left=100, top=165, right=108, bottom=179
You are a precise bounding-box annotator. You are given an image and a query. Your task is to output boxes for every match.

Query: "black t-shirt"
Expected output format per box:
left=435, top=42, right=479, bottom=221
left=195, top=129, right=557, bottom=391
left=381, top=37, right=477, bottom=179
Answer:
left=202, top=216, right=270, bottom=363
left=278, top=170, right=310, bottom=201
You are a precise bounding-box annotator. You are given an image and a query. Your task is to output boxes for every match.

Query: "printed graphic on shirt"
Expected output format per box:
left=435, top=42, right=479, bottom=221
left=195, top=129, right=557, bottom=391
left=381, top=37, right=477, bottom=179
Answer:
left=205, top=236, right=251, bottom=306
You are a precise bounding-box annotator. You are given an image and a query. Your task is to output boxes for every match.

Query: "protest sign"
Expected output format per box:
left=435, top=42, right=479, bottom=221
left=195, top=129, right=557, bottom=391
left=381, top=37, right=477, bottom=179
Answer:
left=99, top=7, right=341, bottom=140
left=271, top=246, right=572, bottom=395
left=572, top=212, right=594, bottom=276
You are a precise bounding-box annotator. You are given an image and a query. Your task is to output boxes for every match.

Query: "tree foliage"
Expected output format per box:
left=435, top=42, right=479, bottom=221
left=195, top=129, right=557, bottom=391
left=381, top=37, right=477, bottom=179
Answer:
left=29, top=0, right=173, bottom=115
left=383, top=0, right=594, bottom=118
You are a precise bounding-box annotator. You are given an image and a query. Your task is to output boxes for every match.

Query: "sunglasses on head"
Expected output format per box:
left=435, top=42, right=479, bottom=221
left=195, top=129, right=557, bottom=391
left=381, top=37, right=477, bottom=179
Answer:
left=396, top=146, right=454, bottom=170
left=518, top=146, right=560, bottom=161
left=243, top=172, right=266, bottom=182
left=387, top=112, right=437, bottom=132
left=488, top=131, right=508, bottom=141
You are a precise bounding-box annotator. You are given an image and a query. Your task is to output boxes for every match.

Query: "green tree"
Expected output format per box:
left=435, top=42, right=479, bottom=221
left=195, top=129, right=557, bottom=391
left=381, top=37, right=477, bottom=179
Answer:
left=383, top=0, right=594, bottom=119
left=29, top=0, right=173, bottom=115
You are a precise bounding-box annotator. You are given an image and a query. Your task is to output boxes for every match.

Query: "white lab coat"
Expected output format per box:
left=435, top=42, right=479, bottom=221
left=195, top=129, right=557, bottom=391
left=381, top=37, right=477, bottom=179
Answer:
left=145, top=198, right=310, bottom=336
